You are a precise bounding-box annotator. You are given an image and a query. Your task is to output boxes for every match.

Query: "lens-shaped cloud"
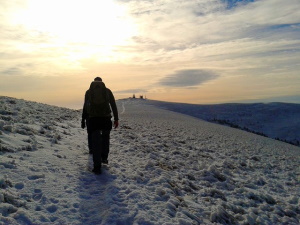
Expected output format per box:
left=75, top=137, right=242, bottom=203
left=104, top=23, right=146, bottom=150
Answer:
left=159, top=69, right=219, bottom=87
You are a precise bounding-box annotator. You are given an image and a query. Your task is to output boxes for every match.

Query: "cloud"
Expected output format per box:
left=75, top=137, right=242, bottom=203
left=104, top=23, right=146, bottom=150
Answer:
left=231, top=95, right=300, bottom=104
left=1, top=67, right=22, bottom=75
left=0, top=63, right=36, bottom=76
left=115, top=88, right=147, bottom=94
left=125, top=0, right=300, bottom=52
left=159, top=69, right=219, bottom=87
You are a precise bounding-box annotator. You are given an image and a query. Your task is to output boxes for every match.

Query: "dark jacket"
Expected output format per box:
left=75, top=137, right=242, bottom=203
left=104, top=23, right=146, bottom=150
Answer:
left=82, top=88, right=119, bottom=121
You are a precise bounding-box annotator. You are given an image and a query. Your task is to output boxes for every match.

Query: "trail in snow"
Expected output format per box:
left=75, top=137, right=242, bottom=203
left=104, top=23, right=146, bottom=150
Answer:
left=0, top=97, right=299, bottom=225
left=121, top=101, right=126, bottom=115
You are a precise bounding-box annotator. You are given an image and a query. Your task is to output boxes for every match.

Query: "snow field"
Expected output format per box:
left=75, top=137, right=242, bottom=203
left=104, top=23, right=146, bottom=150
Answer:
left=146, top=100, right=300, bottom=146
left=0, top=96, right=299, bottom=224
left=116, top=99, right=300, bottom=225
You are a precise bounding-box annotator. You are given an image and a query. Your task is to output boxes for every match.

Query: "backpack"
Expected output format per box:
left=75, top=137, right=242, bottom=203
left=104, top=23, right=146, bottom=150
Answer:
left=86, top=81, right=111, bottom=117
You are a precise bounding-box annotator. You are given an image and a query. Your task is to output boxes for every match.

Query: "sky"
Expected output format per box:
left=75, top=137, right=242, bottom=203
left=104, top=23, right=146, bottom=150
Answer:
left=0, top=0, right=300, bottom=109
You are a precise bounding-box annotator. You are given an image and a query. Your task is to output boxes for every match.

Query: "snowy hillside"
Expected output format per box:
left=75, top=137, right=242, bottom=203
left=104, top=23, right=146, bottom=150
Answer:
left=0, top=96, right=299, bottom=225
left=145, top=100, right=300, bottom=146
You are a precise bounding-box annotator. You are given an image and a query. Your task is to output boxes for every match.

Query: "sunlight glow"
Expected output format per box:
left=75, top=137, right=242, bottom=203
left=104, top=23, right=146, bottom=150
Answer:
left=12, top=0, right=136, bottom=60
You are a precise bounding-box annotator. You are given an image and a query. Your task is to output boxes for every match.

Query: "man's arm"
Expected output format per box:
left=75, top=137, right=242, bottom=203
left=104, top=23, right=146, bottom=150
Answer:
left=81, top=90, right=89, bottom=128
left=107, top=89, right=119, bottom=124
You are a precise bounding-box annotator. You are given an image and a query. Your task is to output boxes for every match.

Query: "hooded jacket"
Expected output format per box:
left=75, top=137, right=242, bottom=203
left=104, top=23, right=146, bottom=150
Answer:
left=82, top=87, right=119, bottom=121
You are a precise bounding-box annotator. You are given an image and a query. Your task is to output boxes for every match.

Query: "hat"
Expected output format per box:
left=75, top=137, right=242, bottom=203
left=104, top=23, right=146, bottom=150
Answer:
left=94, top=77, right=102, bottom=81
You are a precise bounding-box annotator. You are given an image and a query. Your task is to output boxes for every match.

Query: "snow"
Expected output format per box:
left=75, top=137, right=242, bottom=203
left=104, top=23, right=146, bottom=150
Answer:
left=145, top=100, right=300, bottom=146
left=0, top=96, right=299, bottom=225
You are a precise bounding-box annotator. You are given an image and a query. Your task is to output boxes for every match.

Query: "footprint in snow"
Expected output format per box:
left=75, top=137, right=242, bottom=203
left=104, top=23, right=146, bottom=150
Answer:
left=50, top=198, right=59, bottom=204
left=32, top=188, right=43, bottom=201
left=28, top=174, right=45, bottom=180
left=14, top=182, right=24, bottom=189
left=46, top=204, right=58, bottom=213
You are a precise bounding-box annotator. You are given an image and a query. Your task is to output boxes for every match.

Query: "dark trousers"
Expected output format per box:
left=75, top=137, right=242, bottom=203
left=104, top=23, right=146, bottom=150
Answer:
left=91, top=130, right=110, bottom=167
left=89, top=117, right=112, bottom=168
left=86, top=119, right=92, bottom=151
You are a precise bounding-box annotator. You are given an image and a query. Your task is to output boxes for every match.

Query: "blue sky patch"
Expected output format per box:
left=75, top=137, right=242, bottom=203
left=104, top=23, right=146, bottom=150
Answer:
left=222, top=0, right=255, bottom=9
left=269, top=23, right=300, bottom=30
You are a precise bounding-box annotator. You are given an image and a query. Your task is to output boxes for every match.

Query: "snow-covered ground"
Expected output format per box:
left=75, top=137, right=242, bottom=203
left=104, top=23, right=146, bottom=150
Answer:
left=0, top=96, right=299, bottom=225
left=145, top=100, right=300, bottom=146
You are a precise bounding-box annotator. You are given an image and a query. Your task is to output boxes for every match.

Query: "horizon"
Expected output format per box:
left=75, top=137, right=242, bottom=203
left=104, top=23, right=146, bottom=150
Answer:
left=1, top=0, right=300, bottom=108
left=2, top=94, right=300, bottom=110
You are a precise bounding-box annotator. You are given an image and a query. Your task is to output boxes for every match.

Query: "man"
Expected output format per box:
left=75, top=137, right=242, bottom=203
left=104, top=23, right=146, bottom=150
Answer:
left=81, top=87, right=93, bottom=154
left=82, top=77, right=105, bottom=153
left=81, top=77, right=119, bottom=174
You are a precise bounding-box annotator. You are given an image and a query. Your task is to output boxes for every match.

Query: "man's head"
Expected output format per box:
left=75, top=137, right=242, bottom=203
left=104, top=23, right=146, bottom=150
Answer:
left=94, top=77, right=102, bottom=81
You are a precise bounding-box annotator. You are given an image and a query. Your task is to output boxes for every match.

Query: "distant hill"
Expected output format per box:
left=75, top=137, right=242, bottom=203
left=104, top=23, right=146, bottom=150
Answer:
left=145, top=100, right=300, bottom=147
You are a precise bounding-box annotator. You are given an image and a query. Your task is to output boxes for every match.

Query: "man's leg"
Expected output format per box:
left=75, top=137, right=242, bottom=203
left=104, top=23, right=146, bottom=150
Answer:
left=101, top=130, right=110, bottom=163
left=92, top=130, right=102, bottom=173
left=86, top=119, right=93, bottom=153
